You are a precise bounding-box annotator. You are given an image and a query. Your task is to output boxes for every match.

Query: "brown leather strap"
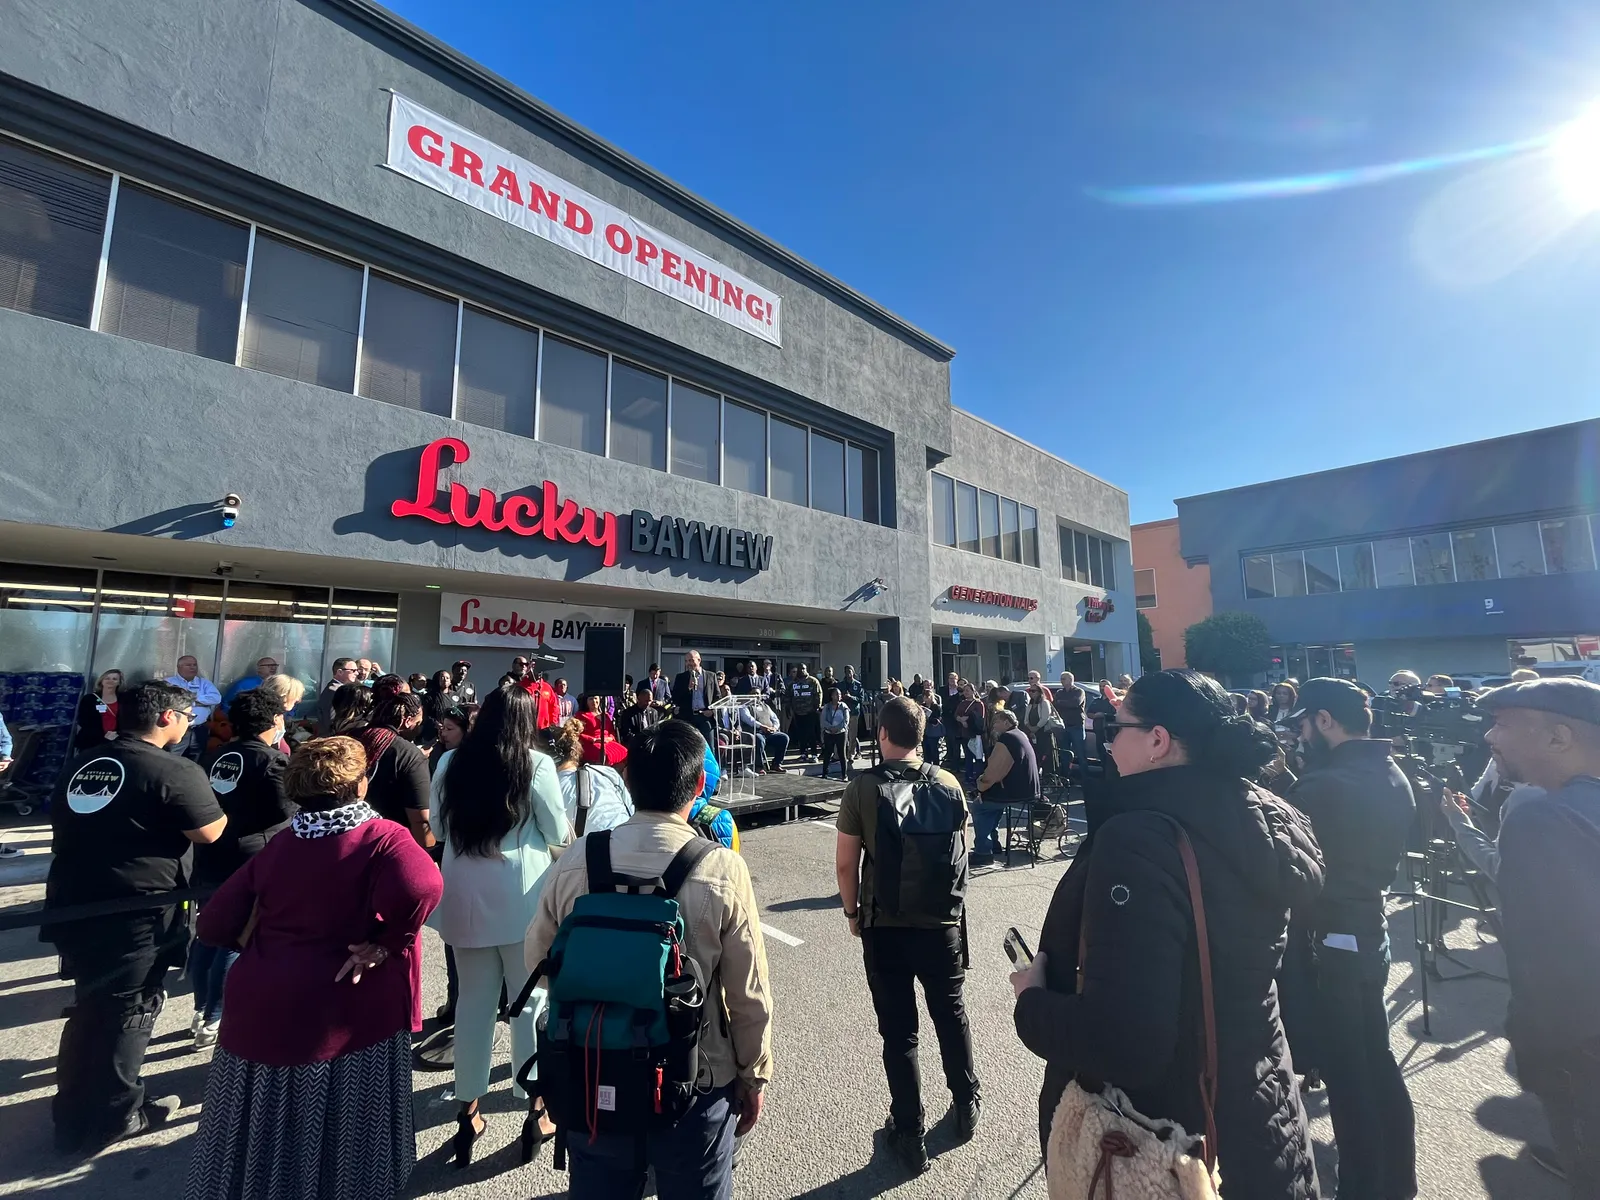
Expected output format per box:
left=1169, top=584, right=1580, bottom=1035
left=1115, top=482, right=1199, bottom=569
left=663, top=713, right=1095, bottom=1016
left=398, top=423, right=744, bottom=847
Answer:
left=1170, top=823, right=1219, bottom=1174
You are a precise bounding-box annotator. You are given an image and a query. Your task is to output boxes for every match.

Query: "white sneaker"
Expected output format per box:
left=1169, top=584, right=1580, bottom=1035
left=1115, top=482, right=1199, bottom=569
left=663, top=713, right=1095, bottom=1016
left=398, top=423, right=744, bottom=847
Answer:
left=740, top=767, right=758, bottom=778
left=194, top=1020, right=221, bottom=1049
left=190, top=1012, right=205, bottom=1037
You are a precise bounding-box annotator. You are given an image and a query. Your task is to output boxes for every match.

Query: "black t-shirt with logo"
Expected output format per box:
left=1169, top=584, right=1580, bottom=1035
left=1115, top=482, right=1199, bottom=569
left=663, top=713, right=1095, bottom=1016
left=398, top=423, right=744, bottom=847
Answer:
left=49, top=737, right=224, bottom=905
left=196, top=739, right=293, bottom=884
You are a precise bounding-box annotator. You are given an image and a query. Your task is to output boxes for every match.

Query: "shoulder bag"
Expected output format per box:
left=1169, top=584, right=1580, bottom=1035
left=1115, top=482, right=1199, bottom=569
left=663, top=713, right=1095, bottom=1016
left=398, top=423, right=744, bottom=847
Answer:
left=1045, top=813, right=1221, bottom=1200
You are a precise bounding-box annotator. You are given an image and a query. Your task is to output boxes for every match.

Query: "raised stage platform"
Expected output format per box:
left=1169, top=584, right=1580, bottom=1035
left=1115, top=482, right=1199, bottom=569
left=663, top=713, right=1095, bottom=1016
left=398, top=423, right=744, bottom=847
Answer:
left=718, top=769, right=848, bottom=819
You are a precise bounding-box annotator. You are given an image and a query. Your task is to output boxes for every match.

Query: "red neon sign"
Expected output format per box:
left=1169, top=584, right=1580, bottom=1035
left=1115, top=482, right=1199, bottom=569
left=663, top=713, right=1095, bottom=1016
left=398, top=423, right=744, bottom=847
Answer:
left=391, top=437, right=620, bottom=566
left=947, top=585, right=1038, bottom=612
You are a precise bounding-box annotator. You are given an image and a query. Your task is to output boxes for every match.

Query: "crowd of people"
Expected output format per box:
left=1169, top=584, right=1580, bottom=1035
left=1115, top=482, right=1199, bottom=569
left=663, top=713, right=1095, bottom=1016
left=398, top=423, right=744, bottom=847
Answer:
left=26, top=643, right=1600, bottom=1198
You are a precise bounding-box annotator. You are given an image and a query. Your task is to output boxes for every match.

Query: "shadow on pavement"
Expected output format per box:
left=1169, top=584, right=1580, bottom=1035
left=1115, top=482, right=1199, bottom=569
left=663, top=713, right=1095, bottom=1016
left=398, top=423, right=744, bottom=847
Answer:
left=767, top=894, right=841, bottom=913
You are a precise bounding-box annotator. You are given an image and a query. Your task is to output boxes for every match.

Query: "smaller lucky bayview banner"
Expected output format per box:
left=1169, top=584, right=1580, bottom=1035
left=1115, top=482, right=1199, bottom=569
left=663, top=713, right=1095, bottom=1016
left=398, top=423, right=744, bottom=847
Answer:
left=385, top=93, right=782, bottom=345
left=439, top=592, right=633, bottom=652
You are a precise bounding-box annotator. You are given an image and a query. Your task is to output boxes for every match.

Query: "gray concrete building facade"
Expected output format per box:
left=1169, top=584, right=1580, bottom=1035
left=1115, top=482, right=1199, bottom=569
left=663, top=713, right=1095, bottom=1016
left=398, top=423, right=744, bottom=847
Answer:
left=0, top=0, right=1131, bottom=733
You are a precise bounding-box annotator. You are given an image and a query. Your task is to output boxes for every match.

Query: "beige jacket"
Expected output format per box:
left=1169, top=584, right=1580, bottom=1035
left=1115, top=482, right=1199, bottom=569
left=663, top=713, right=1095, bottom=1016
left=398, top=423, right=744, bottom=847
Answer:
left=523, top=810, right=774, bottom=1090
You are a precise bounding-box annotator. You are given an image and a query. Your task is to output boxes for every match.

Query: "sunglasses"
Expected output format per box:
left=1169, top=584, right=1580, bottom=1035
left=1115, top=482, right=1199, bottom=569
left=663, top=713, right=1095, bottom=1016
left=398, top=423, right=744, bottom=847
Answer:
left=1103, top=719, right=1153, bottom=742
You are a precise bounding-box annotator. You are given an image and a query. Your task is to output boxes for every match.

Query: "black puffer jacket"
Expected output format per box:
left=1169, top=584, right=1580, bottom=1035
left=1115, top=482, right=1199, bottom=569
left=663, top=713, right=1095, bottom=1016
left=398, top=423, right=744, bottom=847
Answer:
left=1015, top=765, right=1325, bottom=1199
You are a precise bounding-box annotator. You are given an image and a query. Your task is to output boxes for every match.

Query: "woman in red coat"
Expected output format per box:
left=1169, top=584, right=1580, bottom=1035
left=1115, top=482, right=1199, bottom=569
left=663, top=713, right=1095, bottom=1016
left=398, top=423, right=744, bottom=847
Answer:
left=185, top=736, right=442, bottom=1200
left=575, top=692, right=627, bottom=766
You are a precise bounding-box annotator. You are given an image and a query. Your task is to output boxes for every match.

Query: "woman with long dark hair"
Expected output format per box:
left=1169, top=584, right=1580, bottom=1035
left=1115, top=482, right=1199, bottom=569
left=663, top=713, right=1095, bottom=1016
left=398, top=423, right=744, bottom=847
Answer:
left=429, top=685, right=568, bottom=1169
left=1011, top=668, right=1325, bottom=1198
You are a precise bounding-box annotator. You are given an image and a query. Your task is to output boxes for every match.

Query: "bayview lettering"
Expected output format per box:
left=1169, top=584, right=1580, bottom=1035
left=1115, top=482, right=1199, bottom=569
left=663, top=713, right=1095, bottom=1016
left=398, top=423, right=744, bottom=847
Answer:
left=630, top=511, right=773, bottom=572
left=67, top=757, right=125, bottom=814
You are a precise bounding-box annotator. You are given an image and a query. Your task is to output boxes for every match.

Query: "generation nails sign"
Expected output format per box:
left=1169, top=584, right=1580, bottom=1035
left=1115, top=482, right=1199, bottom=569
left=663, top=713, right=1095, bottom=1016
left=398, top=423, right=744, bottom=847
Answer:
left=392, top=437, right=774, bottom=572
left=384, top=93, right=783, bottom=346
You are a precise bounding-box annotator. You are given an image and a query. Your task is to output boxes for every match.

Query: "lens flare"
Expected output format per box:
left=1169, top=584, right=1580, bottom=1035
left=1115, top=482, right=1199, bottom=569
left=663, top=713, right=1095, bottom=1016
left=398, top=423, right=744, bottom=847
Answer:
left=1551, top=104, right=1600, bottom=213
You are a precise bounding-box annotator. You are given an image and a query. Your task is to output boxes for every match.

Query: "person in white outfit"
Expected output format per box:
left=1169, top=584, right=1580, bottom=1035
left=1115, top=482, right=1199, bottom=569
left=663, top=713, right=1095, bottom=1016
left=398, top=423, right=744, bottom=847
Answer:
left=428, top=685, right=569, bottom=1170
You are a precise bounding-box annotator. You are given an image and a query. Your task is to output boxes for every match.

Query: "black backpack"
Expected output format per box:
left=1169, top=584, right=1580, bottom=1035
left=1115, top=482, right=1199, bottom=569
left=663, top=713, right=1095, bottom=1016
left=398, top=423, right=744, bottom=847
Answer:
left=870, top=761, right=969, bottom=926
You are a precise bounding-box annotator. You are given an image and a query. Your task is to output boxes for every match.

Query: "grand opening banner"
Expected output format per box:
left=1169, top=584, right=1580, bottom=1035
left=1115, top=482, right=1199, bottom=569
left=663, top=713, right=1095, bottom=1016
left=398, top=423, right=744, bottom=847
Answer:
left=385, top=93, right=782, bottom=345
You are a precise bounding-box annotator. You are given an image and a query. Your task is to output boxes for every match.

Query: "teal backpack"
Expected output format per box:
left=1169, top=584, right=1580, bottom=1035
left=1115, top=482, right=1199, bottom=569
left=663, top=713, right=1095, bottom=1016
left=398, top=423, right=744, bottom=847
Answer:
left=512, top=829, right=716, bottom=1168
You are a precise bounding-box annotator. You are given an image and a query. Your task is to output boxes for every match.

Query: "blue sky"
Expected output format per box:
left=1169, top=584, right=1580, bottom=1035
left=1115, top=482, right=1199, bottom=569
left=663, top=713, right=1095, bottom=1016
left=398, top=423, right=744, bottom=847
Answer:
left=386, top=1, right=1600, bottom=522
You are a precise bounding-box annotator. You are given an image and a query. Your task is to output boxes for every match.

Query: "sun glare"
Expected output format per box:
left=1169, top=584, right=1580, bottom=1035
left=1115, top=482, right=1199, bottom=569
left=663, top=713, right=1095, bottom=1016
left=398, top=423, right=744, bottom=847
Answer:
left=1551, top=102, right=1600, bottom=213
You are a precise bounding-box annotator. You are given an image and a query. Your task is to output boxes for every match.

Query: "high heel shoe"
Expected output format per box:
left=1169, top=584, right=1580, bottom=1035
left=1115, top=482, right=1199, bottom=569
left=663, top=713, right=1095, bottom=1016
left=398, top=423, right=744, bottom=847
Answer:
left=452, top=1107, right=486, bottom=1168
left=520, top=1102, right=556, bottom=1165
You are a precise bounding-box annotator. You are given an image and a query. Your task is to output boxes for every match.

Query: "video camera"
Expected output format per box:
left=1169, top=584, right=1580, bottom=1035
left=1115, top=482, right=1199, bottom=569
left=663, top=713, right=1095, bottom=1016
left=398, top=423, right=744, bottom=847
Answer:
left=1372, top=683, right=1491, bottom=842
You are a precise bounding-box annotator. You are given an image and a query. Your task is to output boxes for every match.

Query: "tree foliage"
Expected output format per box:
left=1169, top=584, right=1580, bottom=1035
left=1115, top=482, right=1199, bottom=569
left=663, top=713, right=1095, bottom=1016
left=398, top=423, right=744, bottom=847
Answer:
left=1183, top=610, right=1271, bottom=685
left=1137, top=612, right=1161, bottom=675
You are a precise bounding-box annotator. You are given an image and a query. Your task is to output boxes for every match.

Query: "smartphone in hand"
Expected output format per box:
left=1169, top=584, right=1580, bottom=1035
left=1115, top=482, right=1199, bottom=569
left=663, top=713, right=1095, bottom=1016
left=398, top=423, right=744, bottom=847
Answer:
left=1003, top=926, right=1034, bottom=967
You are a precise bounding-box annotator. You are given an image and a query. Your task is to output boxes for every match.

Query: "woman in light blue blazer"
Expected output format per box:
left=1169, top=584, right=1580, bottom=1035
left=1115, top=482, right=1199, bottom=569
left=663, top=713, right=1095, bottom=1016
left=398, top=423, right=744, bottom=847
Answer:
left=429, top=685, right=569, bottom=1170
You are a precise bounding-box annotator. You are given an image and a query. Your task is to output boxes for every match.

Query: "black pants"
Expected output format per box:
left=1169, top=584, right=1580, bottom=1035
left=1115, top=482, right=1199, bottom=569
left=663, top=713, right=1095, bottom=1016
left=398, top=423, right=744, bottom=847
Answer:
left=53, top=953, right=169, bottom=1148
left=861, top=925, right=979, bottom=1135
left=1316, top=942, right=1417, bottom=1199
left=1519, top=1037, right=1600, bottom=1198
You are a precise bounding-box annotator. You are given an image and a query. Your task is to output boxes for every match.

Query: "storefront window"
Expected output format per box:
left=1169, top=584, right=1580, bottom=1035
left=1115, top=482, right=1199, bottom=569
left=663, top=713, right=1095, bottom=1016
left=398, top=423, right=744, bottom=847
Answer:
left=326, top=589, right=398, bottom=683
left=455, top=306, right=537, bottom=435
left=1452, top=528, right=1498, bottom=581
left=722, top=400, right=767, bottom=496
left=769, top=417, right=808, bottom=505
left=846, top=444, right=879, bottom=524
left=0, top=138, right=110, bottom=327
left=0, top=564, right=96, bottom=674
left=241, top=235, right=362, bottom=392
left=1000, top=498, right=1021, bottom=563
left=1540, top=517, right=1595, bottom=573
left=931, top=474, right=955, bottom=546
left=1304, top=546, right=1340, bottom=594
left=1410, top=533, right=1455, bottom=585
left=1373, top=538, right=1415, bottom=588
left=1020, top=506, right=1039, bottom=567
left=1243, top=555, right=1274, bottom=599
left=100, top=185, right=248, bottom=361
left=810, top=431, right=846, bottom=515
left=979, top=491, right=1001, bottom=557
left=216, top=583, right=328, bottom=700
left=1338, top=543, right=1375, bottom=590
left=357, top=274, right=455, bottom=416
left=1272, top=551, right=1305, bottom=597
left=537, top=334, right=607, bottom=455
left=956, top=483, right=980, bottom=554
left=1494, top=521, right=1546, bottom=577
left=669, top=381, right=720, bottom=484
left=609, top=359, right=667, bottom=470
left=91, top=573, right=222, bottom=683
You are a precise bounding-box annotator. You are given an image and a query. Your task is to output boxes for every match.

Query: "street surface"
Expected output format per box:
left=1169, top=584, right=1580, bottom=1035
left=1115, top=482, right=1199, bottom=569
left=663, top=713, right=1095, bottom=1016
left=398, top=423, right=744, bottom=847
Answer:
left=0, top=807, right=1569, bottom=1199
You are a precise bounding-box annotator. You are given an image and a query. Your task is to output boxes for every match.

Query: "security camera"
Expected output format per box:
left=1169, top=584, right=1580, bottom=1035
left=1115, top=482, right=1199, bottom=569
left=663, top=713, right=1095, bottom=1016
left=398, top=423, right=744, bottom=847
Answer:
left=221, top=493, right=242, bottom=529
left=214, top=561, right=235, bottom=577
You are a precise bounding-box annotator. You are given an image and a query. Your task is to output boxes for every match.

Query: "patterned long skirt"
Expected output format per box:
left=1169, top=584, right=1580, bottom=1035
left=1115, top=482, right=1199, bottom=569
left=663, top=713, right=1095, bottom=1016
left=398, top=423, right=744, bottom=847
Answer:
left=184, top=1032, right=414, bottom=1200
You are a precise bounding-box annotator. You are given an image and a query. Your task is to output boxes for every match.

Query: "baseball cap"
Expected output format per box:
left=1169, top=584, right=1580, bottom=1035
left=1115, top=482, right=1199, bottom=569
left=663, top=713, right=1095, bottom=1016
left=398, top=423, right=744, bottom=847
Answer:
left=1287, top=677, right=1371, bottom=727
left=1480, top=677, right=1600, bottom=726
left=452, top=659, right=472, bottom=669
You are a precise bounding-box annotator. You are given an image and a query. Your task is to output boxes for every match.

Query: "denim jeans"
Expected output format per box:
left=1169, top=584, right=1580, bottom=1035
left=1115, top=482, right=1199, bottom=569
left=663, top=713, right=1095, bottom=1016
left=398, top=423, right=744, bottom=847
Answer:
left=971, top=802, right=1007, bottom=856
left=186, top=939, right=238, bottom=1025
left=566, top=1082, right=737, bottom=1200
left=754, top=730, right=788, bottom=770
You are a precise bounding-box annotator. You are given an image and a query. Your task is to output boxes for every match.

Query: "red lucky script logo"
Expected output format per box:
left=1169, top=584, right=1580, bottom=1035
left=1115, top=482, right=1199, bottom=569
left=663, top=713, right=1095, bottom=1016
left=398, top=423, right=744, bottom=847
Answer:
left=391, top=437, right=620, bottom=566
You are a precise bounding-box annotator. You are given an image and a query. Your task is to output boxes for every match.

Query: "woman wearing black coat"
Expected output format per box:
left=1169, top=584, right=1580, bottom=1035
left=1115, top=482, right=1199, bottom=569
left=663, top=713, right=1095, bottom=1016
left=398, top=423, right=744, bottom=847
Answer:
left=1012, top=668, right=1326, bottom=1199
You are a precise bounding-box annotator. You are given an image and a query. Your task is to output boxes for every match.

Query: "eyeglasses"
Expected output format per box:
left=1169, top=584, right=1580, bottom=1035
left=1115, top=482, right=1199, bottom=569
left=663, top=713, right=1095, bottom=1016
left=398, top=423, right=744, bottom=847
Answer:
left=1103, top=719, right=1153, bottom=742
left=170, top=707, right=196, bottom=720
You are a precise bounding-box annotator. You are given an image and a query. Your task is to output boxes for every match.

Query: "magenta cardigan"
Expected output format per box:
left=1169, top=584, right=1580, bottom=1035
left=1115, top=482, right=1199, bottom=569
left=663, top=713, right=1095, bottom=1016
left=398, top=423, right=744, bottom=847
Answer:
left=197, top=815, right=442, bottom=1067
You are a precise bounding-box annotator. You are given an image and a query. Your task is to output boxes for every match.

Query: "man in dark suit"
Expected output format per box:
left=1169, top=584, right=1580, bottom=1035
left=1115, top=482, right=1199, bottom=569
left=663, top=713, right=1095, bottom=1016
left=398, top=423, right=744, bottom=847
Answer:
left=672, top=651, right=717, bottom=742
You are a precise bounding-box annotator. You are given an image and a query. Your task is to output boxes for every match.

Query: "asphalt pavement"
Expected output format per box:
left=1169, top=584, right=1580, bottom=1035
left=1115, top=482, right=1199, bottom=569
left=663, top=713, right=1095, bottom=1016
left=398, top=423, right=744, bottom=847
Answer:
left=0, top=804, right=1571, bottom=1199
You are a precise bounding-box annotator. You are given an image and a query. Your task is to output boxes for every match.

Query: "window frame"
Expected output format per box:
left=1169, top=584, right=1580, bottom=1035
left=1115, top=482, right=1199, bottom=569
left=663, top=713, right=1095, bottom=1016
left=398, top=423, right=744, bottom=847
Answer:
left=1134, top=568, right=1157, bottom=609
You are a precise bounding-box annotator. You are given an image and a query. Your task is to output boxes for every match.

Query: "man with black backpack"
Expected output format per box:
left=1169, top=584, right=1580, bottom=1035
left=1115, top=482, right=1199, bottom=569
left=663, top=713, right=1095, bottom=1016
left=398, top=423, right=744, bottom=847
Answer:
left=835, top=695, right=979, bottom=1176
left=523, top=720, right=772, bottom=1198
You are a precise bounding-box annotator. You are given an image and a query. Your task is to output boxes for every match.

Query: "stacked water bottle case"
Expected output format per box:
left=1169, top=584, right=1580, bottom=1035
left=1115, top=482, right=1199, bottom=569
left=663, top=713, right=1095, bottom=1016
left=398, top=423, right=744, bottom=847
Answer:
left=0, top=672, right=85, bottom=789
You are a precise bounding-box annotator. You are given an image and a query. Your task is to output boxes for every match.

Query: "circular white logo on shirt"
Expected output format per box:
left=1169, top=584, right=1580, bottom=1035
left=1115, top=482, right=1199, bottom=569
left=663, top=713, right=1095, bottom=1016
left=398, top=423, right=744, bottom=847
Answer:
left=67, top=757, right=125, bottom=814
left=1110, top=884, right=1131, bottom=907
left=208, top=751, right=245, bottom=796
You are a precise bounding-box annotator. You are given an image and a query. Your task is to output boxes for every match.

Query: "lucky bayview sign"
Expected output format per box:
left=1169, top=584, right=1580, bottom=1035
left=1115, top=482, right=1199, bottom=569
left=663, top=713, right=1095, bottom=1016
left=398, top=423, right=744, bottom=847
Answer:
left=384, top=94, right=781, bottom=345
left=391, top=438, right=774, bottom=572
left=441, top=593, right=633, bottom=651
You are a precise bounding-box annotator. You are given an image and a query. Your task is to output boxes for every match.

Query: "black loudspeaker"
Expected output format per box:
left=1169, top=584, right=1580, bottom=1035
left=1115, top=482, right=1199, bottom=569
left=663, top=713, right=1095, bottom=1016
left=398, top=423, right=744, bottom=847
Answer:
left=583, top=627, right=626, bottom=696
left=860, top=639, right=888, bottom=691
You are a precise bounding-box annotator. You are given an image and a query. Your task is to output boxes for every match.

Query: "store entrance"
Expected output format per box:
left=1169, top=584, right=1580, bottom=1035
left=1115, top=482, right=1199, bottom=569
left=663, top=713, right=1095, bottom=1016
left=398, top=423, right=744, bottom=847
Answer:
left=660, top=637, right=822, bottom=685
